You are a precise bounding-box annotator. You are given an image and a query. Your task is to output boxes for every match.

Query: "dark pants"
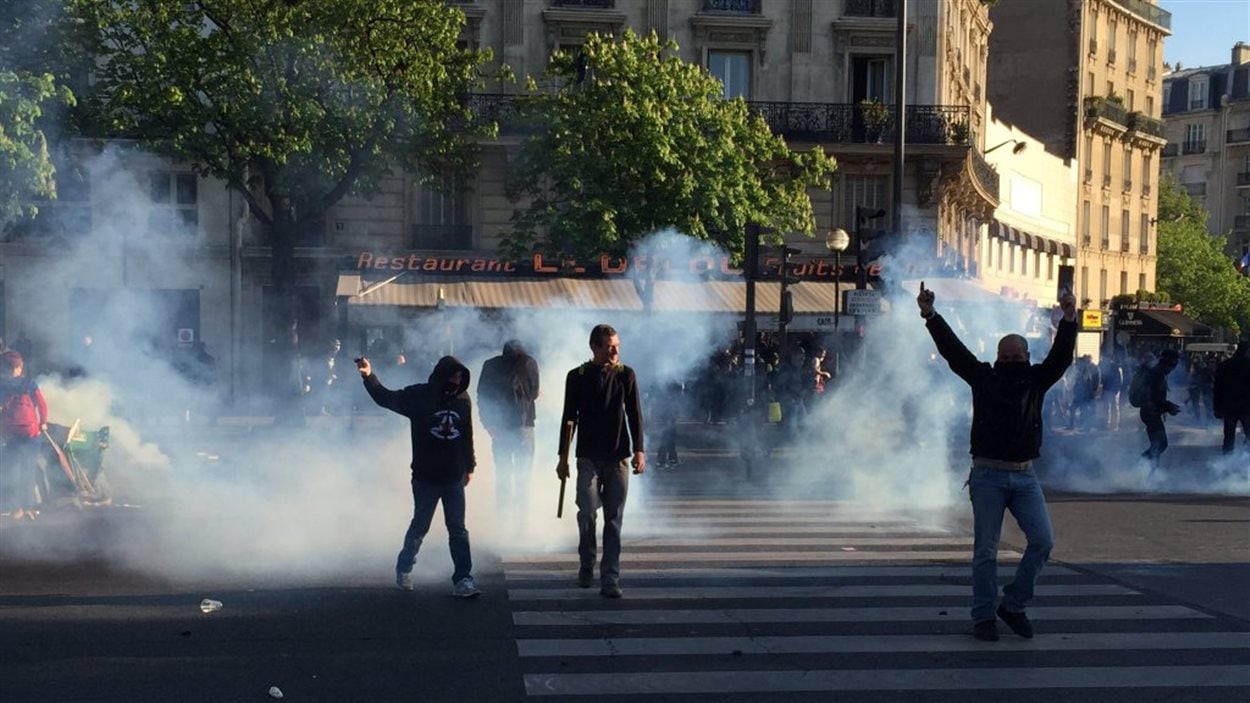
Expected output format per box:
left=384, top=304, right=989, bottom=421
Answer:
left=1223, top=414, right=1250, bottom=454
left=490, top=425, right=535, bottom=515
left=657, top=421, right=678, bottom=464
left=1141, top=410, right=1168, bottom=466
left=576, top=457, right=631, bottom=586
left=396, top=478, right=472, bottom=584
left=0, top=435, right=43, bottom=512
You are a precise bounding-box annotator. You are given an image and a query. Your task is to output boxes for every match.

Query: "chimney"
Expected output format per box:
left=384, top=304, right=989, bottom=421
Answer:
left=1234, top=42, right=1250, bottom=66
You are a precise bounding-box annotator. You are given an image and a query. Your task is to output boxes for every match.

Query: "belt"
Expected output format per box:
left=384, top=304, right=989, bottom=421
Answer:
left=972, top=457, right=1033, bottom=471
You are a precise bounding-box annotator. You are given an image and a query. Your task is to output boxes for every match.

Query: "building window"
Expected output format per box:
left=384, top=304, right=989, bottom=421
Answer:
left=708, top=50, right=751, bottom=99
left=1123, top=147, right=1133, bottom=191
left=1101, top=204, right=1110, bottom=249
left=1084, top=135, right=1094, bottom=182
left=1047, top=253, right=1054, bottom=281
left=1138, top=272, right=1146, bottom=292
left=148, top=172, right=198, bottom=235
left=1099, top=268, right=1107, bottom=304
left=1088, top=71, right=1096, bottom=95
left=1102, top=140, right=1113, bottom=188
left=1082, top=200, right=1091, bottom=244
left=1127, top=88, right=1135, bottom=112
left=998, top=239, right=1005, bottom=271
left=1009, top=244, right=1016, bottom=274
left=412, top=174, right=471, bottom=250
left=1146, top=95, right=1154, bottom=117
left=1121, top=208, right=1130, bottom=251
left=1190, top=74, right=1209, bottom=110
left=1120, top=270, right=1128, bottom=295
left=1081, top=266, right=1089, bottom=301
left=1106, top=19, right=1117, bottom=61
left=843, top=175, right=888, bottom=230
left=1185, top=123, right=1205, bottom=144
left=1021, top=247, right=1027, bottom=277
left=1140, top=213, right=1150, bottom=253
left=1143, top=155, right=1152, bottom=192
left=849, top=55, right=893, bottom=103
left=1034, top=251, right=1041, bottom=279
left=1163, top=82, right=1172, bottom=109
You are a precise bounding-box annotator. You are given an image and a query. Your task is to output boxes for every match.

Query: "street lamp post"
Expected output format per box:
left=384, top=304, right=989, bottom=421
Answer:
left=825, top=228, right=850, bottom=377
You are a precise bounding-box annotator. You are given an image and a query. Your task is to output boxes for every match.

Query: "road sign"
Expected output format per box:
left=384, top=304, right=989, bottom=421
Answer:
left=845, top=289, right=884, bottom=316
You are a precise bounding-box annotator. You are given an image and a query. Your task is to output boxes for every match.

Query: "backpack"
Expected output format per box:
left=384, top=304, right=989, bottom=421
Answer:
left=1127, top=371, right=1149, bottom=408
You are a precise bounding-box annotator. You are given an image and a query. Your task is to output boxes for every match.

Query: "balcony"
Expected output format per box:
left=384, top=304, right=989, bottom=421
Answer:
left=1100, top=237, right=1110, bottom=250
left=1183, top=182, right=1207, bottom=197
left=1111, top=0, right=1173, bottom=31
left=1161, top=143, right=1178, bottom=157
left=555, top=0, right=615, bottom=6
left=1140, top=243, right=1150, bottom=255
left=1125, top=111, right=1166, bottom=139
left=1082, top=234, right=1092, bottom=246
left=970, top=148, right=1000, bottom=203
left=1235, top=215, right=1250, bottom=230
left=1123, top=179, right=1133, bottom=192
left=1237, top=171, right=1250, bottom=187
left=1120, top=238, right=1131, bottom=253
left=1182, top=140, right=1206, bottom=155
left=844, top=0, right=896, bottom=17
left=746, top=102, right=971, bottom=145
left=1085, top=96, right=1128, bottom=127
left=1228, top=128, right=1250, bottom=144
left=1142, top=183, right=1152, bottom=197
left=411, top=224, right=474, bottom=251
left=702, top=0, right=760, bottom=11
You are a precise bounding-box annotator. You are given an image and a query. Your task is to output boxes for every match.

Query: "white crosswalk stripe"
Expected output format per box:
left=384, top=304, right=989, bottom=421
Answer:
left=505, top=498, right=1250, bottom=698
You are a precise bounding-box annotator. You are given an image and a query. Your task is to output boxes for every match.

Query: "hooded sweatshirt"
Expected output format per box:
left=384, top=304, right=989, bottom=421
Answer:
left=363, top=356, right=475, bottom=484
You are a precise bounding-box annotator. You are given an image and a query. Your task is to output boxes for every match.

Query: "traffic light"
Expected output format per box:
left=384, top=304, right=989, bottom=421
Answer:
left=781, top=290, right=794, bottom=325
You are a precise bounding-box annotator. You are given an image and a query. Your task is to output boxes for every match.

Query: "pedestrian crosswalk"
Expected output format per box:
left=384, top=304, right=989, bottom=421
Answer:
left=503, top=498, right=1250, bottom=699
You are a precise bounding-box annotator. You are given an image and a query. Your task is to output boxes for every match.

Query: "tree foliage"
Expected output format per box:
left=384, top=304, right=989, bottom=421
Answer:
left=1155, top=174, right=1250, bottom=334
left=73, top=0, right=495, bottom=239
left=504, top=30, right=836, bottom=261
left=0, top=70, right=70, bottom=220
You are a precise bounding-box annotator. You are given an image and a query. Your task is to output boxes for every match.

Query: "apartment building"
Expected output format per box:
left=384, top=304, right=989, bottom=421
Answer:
left=1161, top=42, right=1250, bottom=265
left=987, top=0, right=1170, bottom=312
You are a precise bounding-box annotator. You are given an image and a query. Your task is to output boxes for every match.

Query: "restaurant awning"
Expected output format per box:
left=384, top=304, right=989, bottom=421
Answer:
left=337, top=273, right=861, bottom=315
left=1115, top=309, right=1214, bottom=338
left=992, top=221, right=1074, bottom=259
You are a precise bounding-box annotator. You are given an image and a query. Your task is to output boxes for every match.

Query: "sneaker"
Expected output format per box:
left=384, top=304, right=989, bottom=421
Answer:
left=972, top=619, right=999, bottom=642
left=599, top=583, right=623, bottom=599
left=395, top=569, right=415, bottom=591
left=996, top=605, right=1034, bottom=639
left=452, top=576, right=481, bottom=598
left=577, top=569, right=594, bottom=589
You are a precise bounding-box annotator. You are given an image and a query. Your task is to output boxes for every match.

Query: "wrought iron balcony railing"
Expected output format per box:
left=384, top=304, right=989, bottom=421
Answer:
left=1161, top=143, right=1178, bottom=157
left=1103, top=174, right=1112, bottom=189
left=1085, top=96, right=1128, bottom=126
left=1140, top=243, right=1150, bottom=255
left=1227, top=128, right=1250, bottom=144
left=1123, top=179, right=1133, bottom=192
left=747, top=102, right=972, bottom=145
left=1237, top=171, right=1250, bottom=186
left=702, top=0, right=760, bottom=12
left=1182, top=140, right=1206, bottom=155
left=555, top=0, right=615, bottom=7
left=1143, top=183, right=1152, bottom=197
left=1235, top=215, right=1250, bottom=230
left=1183, top=182, right=1207, bottom=197
left=1120, top=238, right=1131, bottom=253
left=970, top=148, right=1000, bottom=202
left=844, top=0, right=896, bottom=17
left=1126, top=111, right=1165, bottom=139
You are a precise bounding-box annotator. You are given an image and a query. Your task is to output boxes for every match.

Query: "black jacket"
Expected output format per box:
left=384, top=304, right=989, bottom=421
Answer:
left=478, top=349, right=540, bottom=430
left=559, top=362, right=644, bottom=461
left=363, top=356, right=475, bottom=483
left=1214, top=353, right=1250, bottom=417
left=926, top=315, right=1077, bottom=462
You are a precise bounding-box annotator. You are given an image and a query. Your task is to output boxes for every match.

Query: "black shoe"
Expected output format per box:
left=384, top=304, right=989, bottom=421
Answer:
left=972, top=619, right=999, bottom=641
left=599, top=583, right=623, bottom=599
left=577, top=570, right=593, bottom=589
left=996, top=605, right=1034, bottom=638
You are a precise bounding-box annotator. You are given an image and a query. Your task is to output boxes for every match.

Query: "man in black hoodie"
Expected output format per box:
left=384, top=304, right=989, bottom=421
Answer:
left=557, top=324, right=645, bottom=599
left=1214, top=341, right=1250, bottom=455
left=919, top=283, right=1077, bottom=642
left=358, top=354, right=480, bottom=598
left=479, top=340, right=540, bottom=521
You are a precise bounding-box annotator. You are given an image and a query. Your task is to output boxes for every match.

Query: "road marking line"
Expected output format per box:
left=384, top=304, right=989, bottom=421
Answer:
left=504, top=564, right=1077, bottom=580
left=502, top=550, right=1013, bottom=564
left=507, top=583, right=1137, bottom=601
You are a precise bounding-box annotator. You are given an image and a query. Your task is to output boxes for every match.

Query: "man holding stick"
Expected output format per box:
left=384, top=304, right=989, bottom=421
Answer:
left=557, top=324, right=645, bottom=598
left=919, top=281, right=1077, bottom=641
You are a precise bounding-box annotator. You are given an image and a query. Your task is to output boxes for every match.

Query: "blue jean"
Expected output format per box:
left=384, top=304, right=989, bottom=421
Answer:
left=576, top=458, right=631, bottom=586
left=968, top=467, right=1054, bottom=623
left=396, top=478, right=473, bottom=584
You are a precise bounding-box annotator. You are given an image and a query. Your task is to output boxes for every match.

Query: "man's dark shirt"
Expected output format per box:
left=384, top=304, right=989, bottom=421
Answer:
left=559, top=362, right=644, bottom=461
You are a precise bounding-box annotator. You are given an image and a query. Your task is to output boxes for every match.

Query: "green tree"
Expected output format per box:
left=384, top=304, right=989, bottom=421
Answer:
left=0, top=70, right=70, bottom=220
left=1155, top=174, right=1250, bottom=334
left=505, top=30, right=836, bottom=261
left=73, top=0, right=495, bottom=320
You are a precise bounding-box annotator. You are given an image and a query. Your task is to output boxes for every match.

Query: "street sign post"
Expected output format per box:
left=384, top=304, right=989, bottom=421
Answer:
left=845, top=289, right=884, bottom=316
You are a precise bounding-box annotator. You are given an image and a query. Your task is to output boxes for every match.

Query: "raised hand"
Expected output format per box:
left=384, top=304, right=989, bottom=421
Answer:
left=1059, top=291, right=1077, bottom=322
left=917, top=280, right=935, bottom=318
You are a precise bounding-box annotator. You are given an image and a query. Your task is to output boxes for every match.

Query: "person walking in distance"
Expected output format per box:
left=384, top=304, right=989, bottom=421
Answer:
left=1213, top=341, right=1250, bottom=456
left=918, top=283, right=1077, bottom=642
left=478, top=340, right=540, bottom=525
left=357, top=354, right=481, bottom=598
left=1, top=350, right=49, bottom=521
left=557, top=324, right=645, bottom=598
left=1139, top=349, right=1182, bottom=470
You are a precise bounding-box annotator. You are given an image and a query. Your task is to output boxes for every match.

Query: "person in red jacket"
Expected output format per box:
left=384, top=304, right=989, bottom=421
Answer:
left=1, top=350, right=49, bottom=520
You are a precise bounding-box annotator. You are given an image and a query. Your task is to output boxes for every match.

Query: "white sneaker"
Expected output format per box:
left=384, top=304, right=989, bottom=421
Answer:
left=452, top=576, right=481, bottom=598
left=395, top=570, right=415, bottom=591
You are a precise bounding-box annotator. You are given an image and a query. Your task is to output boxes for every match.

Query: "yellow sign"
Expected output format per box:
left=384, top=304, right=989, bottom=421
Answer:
left=1081, top=310, right=1104, bottom=329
